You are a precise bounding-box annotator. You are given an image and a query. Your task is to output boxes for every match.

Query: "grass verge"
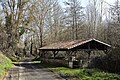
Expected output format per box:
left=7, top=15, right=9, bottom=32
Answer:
left=50, top=67, right=120, bottom=80
left=0, top=52, right=14, bottom=80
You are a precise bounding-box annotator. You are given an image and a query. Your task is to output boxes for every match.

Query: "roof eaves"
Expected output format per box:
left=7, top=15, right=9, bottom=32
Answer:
left=93, top=39, right=112, bottom=47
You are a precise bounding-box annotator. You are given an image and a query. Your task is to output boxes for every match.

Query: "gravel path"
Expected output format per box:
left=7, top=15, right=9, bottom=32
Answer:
left=4, top=62, right=64, bottom=80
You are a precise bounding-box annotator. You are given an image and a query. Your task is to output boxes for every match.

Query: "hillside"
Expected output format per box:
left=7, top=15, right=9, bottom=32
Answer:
left=0, top=51, right=14, bottom=80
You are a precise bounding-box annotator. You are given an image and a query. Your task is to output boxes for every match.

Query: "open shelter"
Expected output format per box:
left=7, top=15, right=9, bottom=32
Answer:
left=39, top=38, right=112, bottom=68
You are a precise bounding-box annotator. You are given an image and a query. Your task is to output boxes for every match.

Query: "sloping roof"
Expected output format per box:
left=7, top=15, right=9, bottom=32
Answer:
left=39, top=38, right=111, bottom=51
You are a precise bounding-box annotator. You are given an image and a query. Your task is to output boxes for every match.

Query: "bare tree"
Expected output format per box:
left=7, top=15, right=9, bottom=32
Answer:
left=0, top=0, right=29, bottom=54
left=64, top=0, right=84, bottom=40
left=107, top=0, right=120, bottom=45
left=28, top=0, right=58, bottom=47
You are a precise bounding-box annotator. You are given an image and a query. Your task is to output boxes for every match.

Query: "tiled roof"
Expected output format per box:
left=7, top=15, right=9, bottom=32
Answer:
left=39, top=38, right=111, bottom=50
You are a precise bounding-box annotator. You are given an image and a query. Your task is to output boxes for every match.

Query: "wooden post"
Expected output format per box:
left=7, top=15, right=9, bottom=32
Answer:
left=66, top=51, right=73, bottom=61
left=52, top=51, right=59, bottom=59
left=66, top=51, right=75, bottom=68
left=103, top=49, right=108, bottom=54
left=39, top=49, right=41, bottom=57
left=87, top=50, right=91, bottom=60
left=87, top=43, right=91, bottom=60
left=30, top=43, right=33, bottom=55
left=40, top=51, right=46, bottom=63
left=84, top=49, right=91, bottom=60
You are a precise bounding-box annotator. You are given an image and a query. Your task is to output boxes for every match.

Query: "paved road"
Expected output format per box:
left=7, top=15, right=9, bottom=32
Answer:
left=4, top=62, right=64, bottom=80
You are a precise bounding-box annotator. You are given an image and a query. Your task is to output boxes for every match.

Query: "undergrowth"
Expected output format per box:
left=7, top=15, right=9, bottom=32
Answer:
left=0, top=52, right=14, bottom=80
left=50, top=67, right=120, bottom=80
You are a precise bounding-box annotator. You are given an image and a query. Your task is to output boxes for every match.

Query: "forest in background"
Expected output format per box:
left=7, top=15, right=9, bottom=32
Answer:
left=0, top=0, right=120, bottom=73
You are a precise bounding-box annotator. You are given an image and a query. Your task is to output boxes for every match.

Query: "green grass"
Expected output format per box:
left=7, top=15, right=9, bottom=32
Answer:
left=50, top=67, right=120, bottom=80
left=0, top=52, right=14, bottom=80
left=33, top=61, right=41, bottom=63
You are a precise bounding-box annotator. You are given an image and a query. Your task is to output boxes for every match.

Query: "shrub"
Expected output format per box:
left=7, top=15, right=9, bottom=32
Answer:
left=89, top=45, right=120, bottom=73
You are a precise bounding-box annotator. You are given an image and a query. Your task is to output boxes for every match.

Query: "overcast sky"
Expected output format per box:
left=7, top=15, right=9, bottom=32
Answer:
left=58, top=0, right=116, bottom=7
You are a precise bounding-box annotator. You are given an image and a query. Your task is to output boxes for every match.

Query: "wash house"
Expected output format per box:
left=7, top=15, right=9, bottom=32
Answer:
left=39, top=38, right=112, bottom=68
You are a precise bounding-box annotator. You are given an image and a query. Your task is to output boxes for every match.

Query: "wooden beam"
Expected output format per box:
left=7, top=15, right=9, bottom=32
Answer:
left=85, top=50, right=91, bottom=59
left=103, top=49, right=108, bottom=54
left=52, top=51, right=59, bottom=59
left=66, top=51, right=75, bottom=61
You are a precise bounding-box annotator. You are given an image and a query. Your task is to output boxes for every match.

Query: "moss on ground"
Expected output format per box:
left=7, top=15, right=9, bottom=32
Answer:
left=0, top=52, right=14, bottom=80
